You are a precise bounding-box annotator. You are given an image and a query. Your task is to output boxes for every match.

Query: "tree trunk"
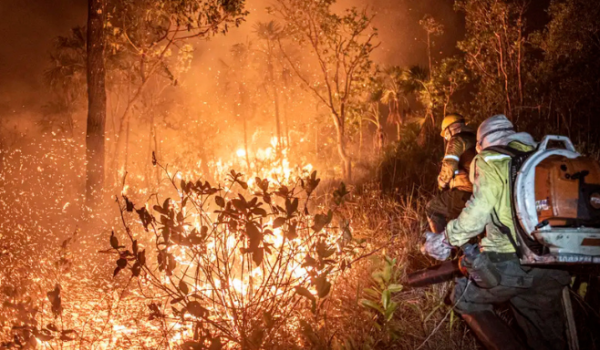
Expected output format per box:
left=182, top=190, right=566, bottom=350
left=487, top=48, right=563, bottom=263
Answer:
left=282, top=90, right=290, bottom=150
left=242, top=95, right=252, bottom=173
left=358, top=114, right=363, bottom=162
left=85, top=0, right=107, bottom=205
left=332, top=113, right=351, bottom=180
left=417, top=110, right=433, bottom=147
left=427, top=32, right=432, bottom=80
left=267, top=41, right=282, bottom=157
left=124, top=111, right=131, bottom=174
left=377, top=124, right=385, bottom=152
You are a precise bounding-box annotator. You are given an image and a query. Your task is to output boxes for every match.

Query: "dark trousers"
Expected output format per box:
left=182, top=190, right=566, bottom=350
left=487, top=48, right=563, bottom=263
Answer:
left=426, top=189, right=472, bottom=233
left=453, top=259, right=571, bottom=350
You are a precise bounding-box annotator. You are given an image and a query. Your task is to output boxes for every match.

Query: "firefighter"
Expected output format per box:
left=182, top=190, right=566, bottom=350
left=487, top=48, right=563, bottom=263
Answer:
left=423, top=115, right=570, bottom=350
left=425, top=113, right=476, bottom=234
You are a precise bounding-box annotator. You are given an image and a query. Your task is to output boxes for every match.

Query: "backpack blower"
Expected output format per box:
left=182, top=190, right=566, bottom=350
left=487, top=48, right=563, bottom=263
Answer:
left=408, top=135, right=600, bottom=287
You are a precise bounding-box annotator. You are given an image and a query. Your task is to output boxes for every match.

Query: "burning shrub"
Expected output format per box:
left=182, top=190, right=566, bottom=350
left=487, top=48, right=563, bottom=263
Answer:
left=108, top=164, right=366, bottom=349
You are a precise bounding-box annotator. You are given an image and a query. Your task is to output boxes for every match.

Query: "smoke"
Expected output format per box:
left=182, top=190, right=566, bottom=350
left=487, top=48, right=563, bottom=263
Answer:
left=0, top=0, right=86, bottom=110
left=0, top=0, right=463, bottom=332
left=0, top=0, right=461, bottom=120
left=170, top=0, right=462, bottom=164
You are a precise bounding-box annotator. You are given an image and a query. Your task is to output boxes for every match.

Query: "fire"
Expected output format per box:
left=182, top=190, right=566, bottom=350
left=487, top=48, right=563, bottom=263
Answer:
left=235, top=148, right=246, bottom=158
left=1, top=138, right=356, bottom=350
left=91, top=151, right=358, bottom=349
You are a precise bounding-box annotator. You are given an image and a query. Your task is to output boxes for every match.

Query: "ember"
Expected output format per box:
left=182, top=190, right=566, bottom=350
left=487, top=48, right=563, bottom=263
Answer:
left=3, top=0, right=600, bottom=348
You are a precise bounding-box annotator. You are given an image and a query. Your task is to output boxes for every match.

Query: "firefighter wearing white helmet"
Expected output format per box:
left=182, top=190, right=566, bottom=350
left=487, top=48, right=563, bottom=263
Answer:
left=425, top=113, right=476, bottom=234
left=424, top=114, right=570, bottom=350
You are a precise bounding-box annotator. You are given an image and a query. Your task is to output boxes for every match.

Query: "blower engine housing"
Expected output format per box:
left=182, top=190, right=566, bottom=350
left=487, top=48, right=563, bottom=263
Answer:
left=514, top=136, right=600, bottom=264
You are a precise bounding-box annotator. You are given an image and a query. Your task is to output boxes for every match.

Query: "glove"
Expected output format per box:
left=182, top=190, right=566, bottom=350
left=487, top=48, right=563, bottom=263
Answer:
left=437, top=176, right=449, bottom=191
left=422, top=231, right=452, bottom=261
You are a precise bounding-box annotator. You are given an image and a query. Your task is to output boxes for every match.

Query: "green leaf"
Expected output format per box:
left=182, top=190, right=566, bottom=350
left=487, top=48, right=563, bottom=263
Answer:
left=382, top=289, right=391, bottom=310
left=382, top=263, right=392, bottom=284
left=360, top=299, right=384, bottom=315
left=215, top=196, right=225, bottom=207
left=363, top=287, right=380, bottom=299
left=385, top=302, right=398, bottom=322
left=388, top=284, right=403, bottom=293
left=371, top=271, right=385, bottom=286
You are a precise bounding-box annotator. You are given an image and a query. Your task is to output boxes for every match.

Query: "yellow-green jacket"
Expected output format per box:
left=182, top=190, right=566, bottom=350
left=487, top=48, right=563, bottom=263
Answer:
left=446, top=141, right=534, bottom=253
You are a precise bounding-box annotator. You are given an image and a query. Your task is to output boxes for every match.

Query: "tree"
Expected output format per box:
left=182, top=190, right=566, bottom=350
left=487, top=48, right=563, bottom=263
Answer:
left=254, top=21, right=285, bottom=156
left=380, top=66, right=408, bottom=141
left=365, top=102, right=385, bottom=153
left=229, top=42, right=254, bottom=172
left=432, top=57, right=468, bottom=118
left=105, top=0, right=247, bottom=181
left=45, top=27, right=88, bottom=139
left=48, top=0, right=248, bottom=201
left=272, top=0, right=379, bottom=180
left=85, top=0, right=107, bottom=204
left=529, top=0, right=600, bottom=144
left=419, top=15, right=444, bottom=81
left=455, top=0, right=527, bottom=120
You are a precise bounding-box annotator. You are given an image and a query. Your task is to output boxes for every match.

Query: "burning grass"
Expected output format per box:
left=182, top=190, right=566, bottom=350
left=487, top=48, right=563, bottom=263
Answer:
left=0, top=140, right=478, bottom=350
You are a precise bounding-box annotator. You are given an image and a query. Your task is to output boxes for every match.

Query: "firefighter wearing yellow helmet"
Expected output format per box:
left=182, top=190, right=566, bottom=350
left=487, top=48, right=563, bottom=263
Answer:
left=425, top=113, right=477, bottom=234
left=424, top=115, right=570, bottom=350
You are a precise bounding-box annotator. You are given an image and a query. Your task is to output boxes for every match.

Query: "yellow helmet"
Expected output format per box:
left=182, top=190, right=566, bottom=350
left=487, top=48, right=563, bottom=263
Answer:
left=440, top=113, right=465, bottom=136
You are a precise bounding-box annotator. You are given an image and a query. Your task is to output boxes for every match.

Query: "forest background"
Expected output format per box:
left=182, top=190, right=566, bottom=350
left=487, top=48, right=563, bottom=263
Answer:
left=1, top=0, right=599, bottom=349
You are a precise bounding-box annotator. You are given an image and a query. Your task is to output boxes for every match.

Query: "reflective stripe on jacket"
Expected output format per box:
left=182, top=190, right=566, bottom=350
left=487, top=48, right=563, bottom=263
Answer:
left=439, top=127, right=476, bottom=192
left=445, top=141, right=534, bottom=253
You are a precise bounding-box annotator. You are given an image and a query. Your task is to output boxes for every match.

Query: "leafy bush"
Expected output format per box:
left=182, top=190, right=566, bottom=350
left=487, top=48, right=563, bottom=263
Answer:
left=107, top=164, right=366, bottom=349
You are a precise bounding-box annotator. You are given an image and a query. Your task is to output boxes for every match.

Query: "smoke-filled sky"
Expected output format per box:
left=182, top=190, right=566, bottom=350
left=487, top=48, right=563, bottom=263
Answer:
left=0, top=0, right=461, bottom=115
left=0, top=0, right=86, bottom=110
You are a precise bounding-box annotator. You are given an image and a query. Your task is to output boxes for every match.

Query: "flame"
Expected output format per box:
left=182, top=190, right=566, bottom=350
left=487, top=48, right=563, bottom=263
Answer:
left=1, top=134, right=343, bottom=350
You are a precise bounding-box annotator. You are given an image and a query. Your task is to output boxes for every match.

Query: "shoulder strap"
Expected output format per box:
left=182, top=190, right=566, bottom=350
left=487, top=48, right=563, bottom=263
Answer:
left=485, top=145, right=518, bottom=157
left=491, top=209, right=523, bottom=259
left=483, top=145, right=528, bottom=258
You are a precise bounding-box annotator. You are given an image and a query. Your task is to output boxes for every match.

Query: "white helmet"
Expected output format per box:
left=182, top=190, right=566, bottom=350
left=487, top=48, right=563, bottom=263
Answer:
left=476, top=115, right=515, bottom=152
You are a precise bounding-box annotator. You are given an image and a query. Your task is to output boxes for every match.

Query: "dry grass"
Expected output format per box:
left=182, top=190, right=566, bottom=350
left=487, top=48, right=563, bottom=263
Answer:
left=300, top=183, right=479, bottom=350
left=0, top=135, right=480, bottom=349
